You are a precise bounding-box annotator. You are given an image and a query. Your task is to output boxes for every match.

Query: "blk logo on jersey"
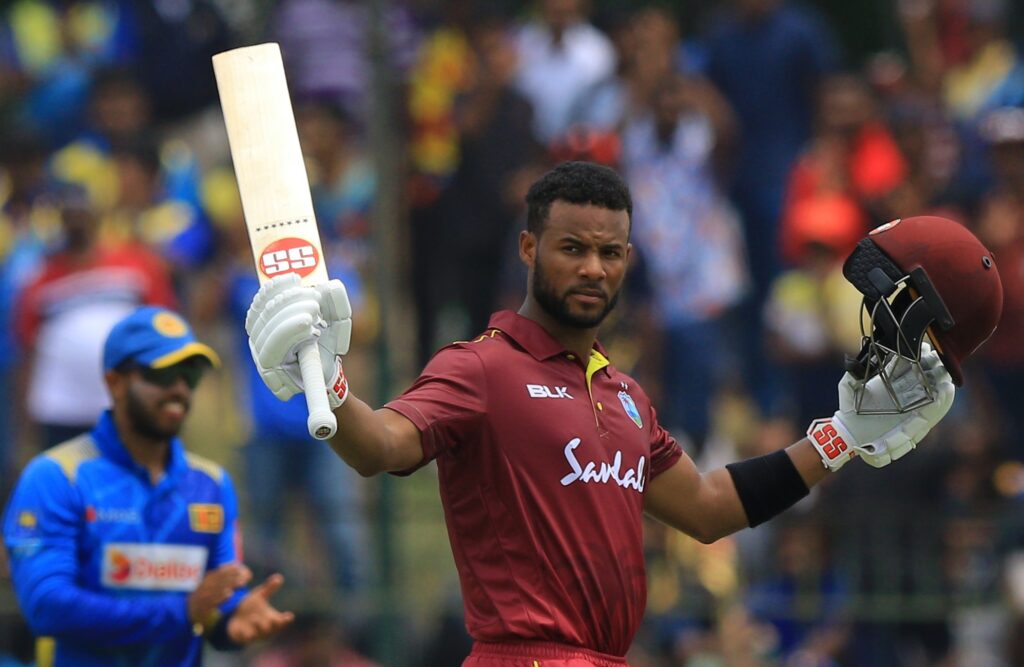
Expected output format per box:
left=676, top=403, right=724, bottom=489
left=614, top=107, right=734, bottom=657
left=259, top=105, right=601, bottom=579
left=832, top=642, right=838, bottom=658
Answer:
left=618, top=391, right=643, bottom=428
left=526, top=384, right=573, bottom=399
left=101, top=543, right=207, bottom=591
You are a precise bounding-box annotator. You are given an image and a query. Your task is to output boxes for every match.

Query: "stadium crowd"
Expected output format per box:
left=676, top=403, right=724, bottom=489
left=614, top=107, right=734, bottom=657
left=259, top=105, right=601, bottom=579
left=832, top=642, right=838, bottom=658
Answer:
left=1, top=0, right=1023, bottom=665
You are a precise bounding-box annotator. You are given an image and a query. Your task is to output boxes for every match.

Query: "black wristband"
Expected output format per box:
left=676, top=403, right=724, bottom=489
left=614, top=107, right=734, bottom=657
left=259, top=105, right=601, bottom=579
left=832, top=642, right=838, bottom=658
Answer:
left=726, top=450, right=810, bottom=527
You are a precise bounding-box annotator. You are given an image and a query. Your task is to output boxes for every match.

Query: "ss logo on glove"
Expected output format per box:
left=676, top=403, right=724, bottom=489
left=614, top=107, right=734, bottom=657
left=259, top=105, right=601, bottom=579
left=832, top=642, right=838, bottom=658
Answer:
left=808, top=419, right=848, bottom=462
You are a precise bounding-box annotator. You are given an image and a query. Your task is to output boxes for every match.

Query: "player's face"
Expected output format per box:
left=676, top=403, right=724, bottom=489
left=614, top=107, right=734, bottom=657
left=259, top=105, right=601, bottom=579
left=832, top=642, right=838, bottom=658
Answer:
left=119, top=361, right=204, bottom=440
left=523, top=201, right=631, bottom=329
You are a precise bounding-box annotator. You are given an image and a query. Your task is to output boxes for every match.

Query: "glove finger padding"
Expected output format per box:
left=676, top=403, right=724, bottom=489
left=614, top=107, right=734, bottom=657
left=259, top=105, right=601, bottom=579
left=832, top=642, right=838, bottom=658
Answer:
left=315, top=280, right=352, bottom=356
left=245, top=273, right=356, bottom=405
left=251, top=293, right=322, bottom=369
left=248, top=338, right=302, bottom=401
left=815, top=345, right=956, bottom=471
left=918, top=364, right=955, bottom=430
left=246, top=274, right=302, bottom=335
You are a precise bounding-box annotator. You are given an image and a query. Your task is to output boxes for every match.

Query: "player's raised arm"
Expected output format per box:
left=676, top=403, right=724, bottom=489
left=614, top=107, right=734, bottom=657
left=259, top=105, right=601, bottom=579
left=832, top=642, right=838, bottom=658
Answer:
left=645, top=343, right=955, bottom=542
left=647, top=215, right=1002, bottom=542
left=245, top=273, right=424, bottom=475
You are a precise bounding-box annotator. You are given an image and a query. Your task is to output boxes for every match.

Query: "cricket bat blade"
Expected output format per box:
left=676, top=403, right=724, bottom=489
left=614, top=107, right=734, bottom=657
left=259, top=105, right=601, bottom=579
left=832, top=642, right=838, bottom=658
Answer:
left=213, top=42, right=337, bottom=440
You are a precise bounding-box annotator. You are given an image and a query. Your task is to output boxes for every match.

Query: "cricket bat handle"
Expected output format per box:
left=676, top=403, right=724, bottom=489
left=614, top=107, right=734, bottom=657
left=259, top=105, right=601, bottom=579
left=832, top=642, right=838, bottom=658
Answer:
left=298, top=340, right=337, bottom=440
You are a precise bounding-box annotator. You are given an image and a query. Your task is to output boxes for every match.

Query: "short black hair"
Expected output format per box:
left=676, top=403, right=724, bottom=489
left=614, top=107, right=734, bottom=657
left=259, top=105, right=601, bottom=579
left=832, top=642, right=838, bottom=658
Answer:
left=525, top=161, right=632, bottom=236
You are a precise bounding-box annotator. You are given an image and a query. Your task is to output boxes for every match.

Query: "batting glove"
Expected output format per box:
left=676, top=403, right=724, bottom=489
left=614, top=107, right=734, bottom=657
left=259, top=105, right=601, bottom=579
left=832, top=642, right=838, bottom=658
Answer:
left=245, top=273, right=352, bottom=408
left=807, top=342, right=955, bottom=471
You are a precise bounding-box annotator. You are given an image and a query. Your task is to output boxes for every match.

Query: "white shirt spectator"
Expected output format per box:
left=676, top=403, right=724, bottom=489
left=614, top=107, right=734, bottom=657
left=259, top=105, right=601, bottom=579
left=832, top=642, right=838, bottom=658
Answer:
left=514, top=20, right=616, bottom=142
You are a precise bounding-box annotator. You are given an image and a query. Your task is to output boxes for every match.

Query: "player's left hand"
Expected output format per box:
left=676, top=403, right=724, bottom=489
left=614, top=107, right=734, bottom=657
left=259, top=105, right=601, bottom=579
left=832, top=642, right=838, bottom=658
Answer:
left=246, top=273, right=352, bottom=407
left=226, top=573, right=295, bottom=644
left=808, top=342, right=955, bottom=471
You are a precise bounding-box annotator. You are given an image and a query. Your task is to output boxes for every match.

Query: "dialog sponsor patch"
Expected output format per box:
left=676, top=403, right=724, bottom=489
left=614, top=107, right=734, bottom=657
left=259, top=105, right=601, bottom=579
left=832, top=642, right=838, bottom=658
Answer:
left=102, top=543, right=207, bottom=591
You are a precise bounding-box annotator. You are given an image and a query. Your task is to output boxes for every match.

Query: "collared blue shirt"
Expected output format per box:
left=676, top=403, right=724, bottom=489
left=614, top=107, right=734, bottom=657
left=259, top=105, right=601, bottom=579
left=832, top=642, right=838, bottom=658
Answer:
left=3, top=411, right=243, bottom=666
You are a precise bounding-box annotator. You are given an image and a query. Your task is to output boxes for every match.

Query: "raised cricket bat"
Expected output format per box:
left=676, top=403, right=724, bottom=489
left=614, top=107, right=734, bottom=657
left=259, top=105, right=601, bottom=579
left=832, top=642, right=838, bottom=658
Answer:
left=213, top=43, right=337, bottom=440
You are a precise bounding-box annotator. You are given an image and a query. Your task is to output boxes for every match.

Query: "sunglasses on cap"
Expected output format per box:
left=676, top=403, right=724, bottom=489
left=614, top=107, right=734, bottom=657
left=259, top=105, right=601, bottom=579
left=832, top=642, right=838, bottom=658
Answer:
left=122, top=359, right=207, bottom=389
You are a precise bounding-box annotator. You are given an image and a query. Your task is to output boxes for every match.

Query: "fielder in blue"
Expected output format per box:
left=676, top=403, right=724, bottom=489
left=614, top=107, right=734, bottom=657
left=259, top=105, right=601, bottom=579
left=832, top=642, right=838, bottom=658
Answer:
left=3, top=306, right=294, bottom=666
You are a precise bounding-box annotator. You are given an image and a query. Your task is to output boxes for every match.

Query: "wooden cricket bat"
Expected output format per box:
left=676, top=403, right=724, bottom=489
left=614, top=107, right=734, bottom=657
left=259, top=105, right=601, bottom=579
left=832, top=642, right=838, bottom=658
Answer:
left=213, top=42, right=337, bottom=440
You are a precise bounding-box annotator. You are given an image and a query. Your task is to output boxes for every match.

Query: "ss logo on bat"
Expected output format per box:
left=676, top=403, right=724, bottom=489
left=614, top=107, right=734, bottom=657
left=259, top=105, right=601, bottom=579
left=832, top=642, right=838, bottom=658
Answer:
left=259, top=237, right=320, bottom=278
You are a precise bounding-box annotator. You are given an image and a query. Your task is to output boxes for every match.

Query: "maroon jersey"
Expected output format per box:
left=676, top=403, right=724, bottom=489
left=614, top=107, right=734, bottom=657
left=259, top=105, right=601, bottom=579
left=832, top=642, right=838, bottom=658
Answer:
left=386, top=311, right=683, bottom=656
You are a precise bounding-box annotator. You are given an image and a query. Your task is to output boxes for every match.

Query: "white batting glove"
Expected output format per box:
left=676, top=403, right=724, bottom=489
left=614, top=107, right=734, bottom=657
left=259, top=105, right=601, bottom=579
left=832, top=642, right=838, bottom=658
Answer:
left=807, top=342, right=955, bottom=471
left=245, top=273, right=352, bottom=408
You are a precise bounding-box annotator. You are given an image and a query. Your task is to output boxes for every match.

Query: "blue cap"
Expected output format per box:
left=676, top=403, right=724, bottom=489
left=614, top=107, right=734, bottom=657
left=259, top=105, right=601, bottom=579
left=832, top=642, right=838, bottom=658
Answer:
left=103, top=306, right=221, bottom=371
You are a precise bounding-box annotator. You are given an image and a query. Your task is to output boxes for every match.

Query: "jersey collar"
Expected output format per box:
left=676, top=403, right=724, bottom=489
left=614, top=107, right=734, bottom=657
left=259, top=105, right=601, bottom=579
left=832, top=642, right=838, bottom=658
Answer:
left=487, top=310, right=611, bottom=362
left=92, top=410, right=187, bottom=482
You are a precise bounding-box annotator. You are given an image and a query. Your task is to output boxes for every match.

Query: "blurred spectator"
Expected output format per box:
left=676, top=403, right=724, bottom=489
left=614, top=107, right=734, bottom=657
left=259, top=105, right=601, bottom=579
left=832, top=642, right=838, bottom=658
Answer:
left=436, top=16, right=538, bottom=337
left=621, top=70, right=746, bottom=456
left=780, top=72, right=907, bottom=266
left=409, top=11, right=539, bottom=357
left=271, top=0, right=419, bottom=123
left=764, top=200, right=863, bottom=428
left=406, top=3, right=474, bottom=209
left=745, top=517, right=852, bottom=666
left=51, top=63, right=206, bottom=189
left=47, top=66, right=215, bottom=283
left=405, top=5, right=474, bottom=362
left=297, top=98, right=376, bottom=280
left=0, top=128, right=60, bottom=497
left=568, top=7, right=679, bottom=134
left=898, top=0, right=1024, bottom=207
left=704, top=0, right=839, bottom=414
left=866, top=51, right=966, bottom=220
left=565, top=8, right=638, bottom=133
left=0, top=0, right=136, bottom=145
left=13, top=186, right=177, bottom=451
left=975, top=106, right=1024, bottom=461
left=514, top=0, right=616, bottom=143
left=937, top=0, right=1024, bottom=122
left=125, top=0, right=231, bottom=125
left=101, top=136, right=216, bottom=283
left=704, top=0, right=839, bottom=282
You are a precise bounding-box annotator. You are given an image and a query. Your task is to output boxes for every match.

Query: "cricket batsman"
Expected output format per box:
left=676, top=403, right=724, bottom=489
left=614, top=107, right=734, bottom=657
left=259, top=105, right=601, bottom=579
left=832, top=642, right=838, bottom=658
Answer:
left=245, top=162, right=1001, bottom=665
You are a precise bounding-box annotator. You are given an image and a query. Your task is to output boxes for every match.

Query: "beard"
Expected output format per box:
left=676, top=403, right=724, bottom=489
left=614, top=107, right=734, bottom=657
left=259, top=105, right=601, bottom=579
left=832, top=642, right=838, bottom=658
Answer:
left=532, top=254, right=620, bottom=329
left=125, top=384, right=186, bottom=440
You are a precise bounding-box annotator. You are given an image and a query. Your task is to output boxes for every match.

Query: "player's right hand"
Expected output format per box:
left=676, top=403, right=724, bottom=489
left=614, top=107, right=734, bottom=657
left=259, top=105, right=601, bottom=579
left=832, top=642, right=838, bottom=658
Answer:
left=245, top=273, right=352, bottom=407
left=188, top=563, right=252, bottom=633
left=807, top=342, right=955, bottom=472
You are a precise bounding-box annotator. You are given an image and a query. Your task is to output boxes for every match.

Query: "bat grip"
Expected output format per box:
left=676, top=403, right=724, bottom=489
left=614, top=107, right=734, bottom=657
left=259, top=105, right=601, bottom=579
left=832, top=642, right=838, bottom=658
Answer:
left=298, top=340, right=338, bottom=440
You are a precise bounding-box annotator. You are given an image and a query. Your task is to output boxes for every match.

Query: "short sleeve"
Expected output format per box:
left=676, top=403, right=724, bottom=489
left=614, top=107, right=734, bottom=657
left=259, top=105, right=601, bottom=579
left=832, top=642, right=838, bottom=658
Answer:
left=384, top=345, right=486, bottom=468
left=647, top=404, right=683, bottom=479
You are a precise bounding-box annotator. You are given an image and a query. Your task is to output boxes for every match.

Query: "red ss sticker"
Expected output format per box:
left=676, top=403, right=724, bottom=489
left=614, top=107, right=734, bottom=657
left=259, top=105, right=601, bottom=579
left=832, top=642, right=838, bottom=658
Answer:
left=259, top=237, right=320, bottom=279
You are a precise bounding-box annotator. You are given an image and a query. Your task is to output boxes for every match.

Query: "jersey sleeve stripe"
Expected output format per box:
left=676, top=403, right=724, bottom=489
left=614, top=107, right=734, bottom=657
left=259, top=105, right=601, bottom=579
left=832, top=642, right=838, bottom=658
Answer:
left=183, top=452, right=225, bottom=484
left=43, top=435, right=101, bottom=483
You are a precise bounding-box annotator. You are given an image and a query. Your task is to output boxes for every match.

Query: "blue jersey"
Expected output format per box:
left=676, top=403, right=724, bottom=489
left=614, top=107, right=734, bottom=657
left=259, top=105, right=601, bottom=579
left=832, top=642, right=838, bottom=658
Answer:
left=3, top=411, right=245, bottom=666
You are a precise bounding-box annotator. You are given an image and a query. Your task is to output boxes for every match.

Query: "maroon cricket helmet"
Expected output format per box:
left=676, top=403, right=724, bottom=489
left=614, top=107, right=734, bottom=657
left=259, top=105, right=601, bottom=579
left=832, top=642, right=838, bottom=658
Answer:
left=842, top=216, right=1002, bottom=405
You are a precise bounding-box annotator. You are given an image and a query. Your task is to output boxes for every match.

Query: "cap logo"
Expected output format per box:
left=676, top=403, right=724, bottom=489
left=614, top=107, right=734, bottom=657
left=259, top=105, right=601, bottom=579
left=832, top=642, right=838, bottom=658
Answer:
left=152, top=312, right=189, bottom=338
left=870, top=219, right=902, bottom=235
